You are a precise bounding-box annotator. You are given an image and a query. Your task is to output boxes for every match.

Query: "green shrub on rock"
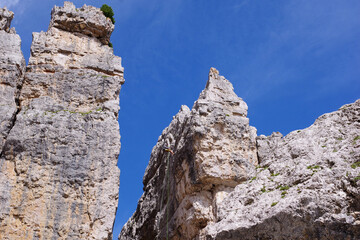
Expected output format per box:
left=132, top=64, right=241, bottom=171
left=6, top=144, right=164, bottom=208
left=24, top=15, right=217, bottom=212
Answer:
left=101, top=4, right=115, bottom=24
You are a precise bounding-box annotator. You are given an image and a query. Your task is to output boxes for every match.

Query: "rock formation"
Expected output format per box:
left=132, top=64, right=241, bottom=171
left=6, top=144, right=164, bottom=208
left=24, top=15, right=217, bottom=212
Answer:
left=120, top=69, right=359, bottom=239
left=203, top=100, right=360, bottom=239
left=0, top=7, right=25, bottom=155
left=0, top=2, right=123, bottom=239
left=120, top=68, right=258, bottom=239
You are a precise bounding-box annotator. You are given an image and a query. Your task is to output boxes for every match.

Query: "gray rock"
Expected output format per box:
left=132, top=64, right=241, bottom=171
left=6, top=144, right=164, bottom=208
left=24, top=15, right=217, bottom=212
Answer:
left=120, top=68, right=258, bottom=240
left=0, top=7, right=25, bottom=155
left=0, top=7, right=14, bottom=32
left=120, top=67, right=359, bottom=239
left=0, top=7, right=26, bottom=231
left=49, top=1, right=114, bottom=45
left=0, top=2, right=123, bottom=239
left=203, top=100, right=360, bottom=240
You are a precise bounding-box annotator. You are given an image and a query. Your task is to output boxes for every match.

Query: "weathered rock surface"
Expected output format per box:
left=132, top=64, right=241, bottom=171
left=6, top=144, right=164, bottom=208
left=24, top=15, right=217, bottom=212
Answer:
left=0, top=7, right=15, bottom=33
left=49, top=1, right=114, bottom=45
left=119, top=68, right=258, bottom=240
left=0, top=7, right=25, bottom=159
left=0, top=2, right=123, bottom=240
left=120, top=68, right=360, bottom=240
left=0, top=7, right=26, bottom=234
left=203, top=100, right=360, bottom=240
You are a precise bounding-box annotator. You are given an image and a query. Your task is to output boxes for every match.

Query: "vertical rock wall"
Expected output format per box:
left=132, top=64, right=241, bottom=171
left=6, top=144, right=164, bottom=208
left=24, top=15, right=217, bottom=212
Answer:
left=0, top=2, right=123, bottom=239
left=0, top=7, right=25, bottom=153
left=0, top=7, right=26, bottom=236
left=119, top=68, right=258, bottom=240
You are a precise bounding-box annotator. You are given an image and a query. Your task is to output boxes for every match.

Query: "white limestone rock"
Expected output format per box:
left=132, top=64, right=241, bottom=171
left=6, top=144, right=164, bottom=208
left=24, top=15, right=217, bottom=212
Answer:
left=202, top=100, right=360, bottom=240
left=0, top=7, right=14, bottom=32
left=49, top=1, right=114, bottom=45
left=120, top=68, right=258, bottom=240
left=0, top=2, right=123, bottom=239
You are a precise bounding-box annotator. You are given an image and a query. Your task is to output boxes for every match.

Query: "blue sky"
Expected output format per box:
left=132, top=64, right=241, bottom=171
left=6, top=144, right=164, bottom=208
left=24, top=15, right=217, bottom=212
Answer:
left=2, top=0, right=359, bottom=238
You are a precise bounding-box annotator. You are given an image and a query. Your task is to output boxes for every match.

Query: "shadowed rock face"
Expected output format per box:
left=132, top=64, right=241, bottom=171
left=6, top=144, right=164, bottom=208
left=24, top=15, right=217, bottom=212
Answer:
left=0, top=7, right=25, bottom=152
left=119, top=68, right=258, bottom=240
left=120, top=68, right=359, bottom=239
left=0, top=2, right=123, bottom=239
left=0, top=7, right=26, bottom=235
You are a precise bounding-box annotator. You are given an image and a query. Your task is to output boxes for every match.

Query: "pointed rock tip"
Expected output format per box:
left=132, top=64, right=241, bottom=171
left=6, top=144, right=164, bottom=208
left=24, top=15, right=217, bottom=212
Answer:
left=205, top=67, right=234, bottom=95
left=209, top=67, right=220, bottom=78
left=198, top=67, right=248, bottom=116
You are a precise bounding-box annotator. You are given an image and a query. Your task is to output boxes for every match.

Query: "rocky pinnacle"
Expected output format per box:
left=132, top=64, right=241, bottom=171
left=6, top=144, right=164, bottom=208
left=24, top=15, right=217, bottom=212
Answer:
left=119, top=68, right=258, bottom=240
left=0, top=2, right=123, bottom=239
left=120, top=68, right=360, bottom=239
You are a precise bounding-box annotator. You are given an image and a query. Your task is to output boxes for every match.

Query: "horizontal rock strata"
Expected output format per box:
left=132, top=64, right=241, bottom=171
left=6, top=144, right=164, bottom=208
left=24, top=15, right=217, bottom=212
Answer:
left=0, top=2, right=123, bottom=239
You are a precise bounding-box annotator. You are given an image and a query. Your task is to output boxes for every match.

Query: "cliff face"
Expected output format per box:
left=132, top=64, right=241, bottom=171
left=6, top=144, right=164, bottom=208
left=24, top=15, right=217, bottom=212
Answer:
left=203, top=100, right=360, bottom=239
left=0, top=2, right=123, bottom=240
left=120, top=68, right=258, bottom=240
left=120, top=69, right=359, bottom=240
left=0, top=7, right=25, bottom=155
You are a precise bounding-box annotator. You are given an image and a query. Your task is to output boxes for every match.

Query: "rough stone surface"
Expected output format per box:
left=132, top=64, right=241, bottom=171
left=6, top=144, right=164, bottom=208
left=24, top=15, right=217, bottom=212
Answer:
left=0, top=7, right=14, bottom=33
left=119, top=68, right=258, bottom=240
left=0, top=7, right=26, bottom=160
left=120, top=67, right=359, bottom=239
left=49, top=1, right=114, bottom=45
left=203, top=100, right=360, bottom=240
left=0, top=2, right=123, bottom=240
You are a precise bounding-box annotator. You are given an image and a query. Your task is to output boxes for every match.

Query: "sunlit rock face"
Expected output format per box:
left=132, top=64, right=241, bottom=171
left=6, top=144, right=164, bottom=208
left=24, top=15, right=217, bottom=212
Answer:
left=120, top=67, right=360, bottom=240
left=119, top=68, right=258, bottom=240
left=203, top=100, right=360, bottom=240
left=0, top=2, right=123, bottom=239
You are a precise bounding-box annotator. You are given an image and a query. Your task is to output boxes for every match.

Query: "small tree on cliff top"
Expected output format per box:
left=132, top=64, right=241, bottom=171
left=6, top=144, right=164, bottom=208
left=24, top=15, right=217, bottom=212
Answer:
left=101, top=4, right=115, bottom=24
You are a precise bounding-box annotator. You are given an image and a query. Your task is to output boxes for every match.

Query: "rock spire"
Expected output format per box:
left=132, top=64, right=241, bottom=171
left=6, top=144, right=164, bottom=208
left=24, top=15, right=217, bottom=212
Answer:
left=0, top=2, right=123, bottom=239
left=119, top=68, right=258, bottom=239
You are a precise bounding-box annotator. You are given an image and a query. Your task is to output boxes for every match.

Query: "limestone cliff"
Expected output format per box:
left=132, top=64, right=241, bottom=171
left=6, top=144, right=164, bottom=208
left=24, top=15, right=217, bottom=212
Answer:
left=120, top=68, right=258, bottom=239
left=203, top=100, right=360, bottom=239
left=0, top=2, right=123, bottom=240
left=120, top=69, right=359, bottom=240
left=0, top=7, right=25, bottom=156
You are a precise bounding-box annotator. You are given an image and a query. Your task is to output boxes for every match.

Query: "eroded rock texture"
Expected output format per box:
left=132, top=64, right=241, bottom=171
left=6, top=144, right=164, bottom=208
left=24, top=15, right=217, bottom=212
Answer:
left=203, top=100, right=360, bottom=240
left=0, top=7, right=25, bottom=152
left=0, top=2, right=123, bottom=239
left=119, top=68, right=258, bottom=240
left=120, top=68, right=360, bottom=240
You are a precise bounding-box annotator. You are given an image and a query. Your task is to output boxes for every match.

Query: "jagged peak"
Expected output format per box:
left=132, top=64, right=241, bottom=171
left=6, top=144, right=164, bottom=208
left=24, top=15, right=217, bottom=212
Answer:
left=0, top=7, right=15, bottom=33
left=195, top=67, right=248, bottom=117
left=204, top=67, right=232, bottom=94
left=49, top=1, right=114, bottom=44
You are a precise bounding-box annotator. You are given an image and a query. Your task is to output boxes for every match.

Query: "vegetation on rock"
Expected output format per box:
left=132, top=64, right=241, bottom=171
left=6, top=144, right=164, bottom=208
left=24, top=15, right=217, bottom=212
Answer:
left=101, top=4, right=115, bottom=24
